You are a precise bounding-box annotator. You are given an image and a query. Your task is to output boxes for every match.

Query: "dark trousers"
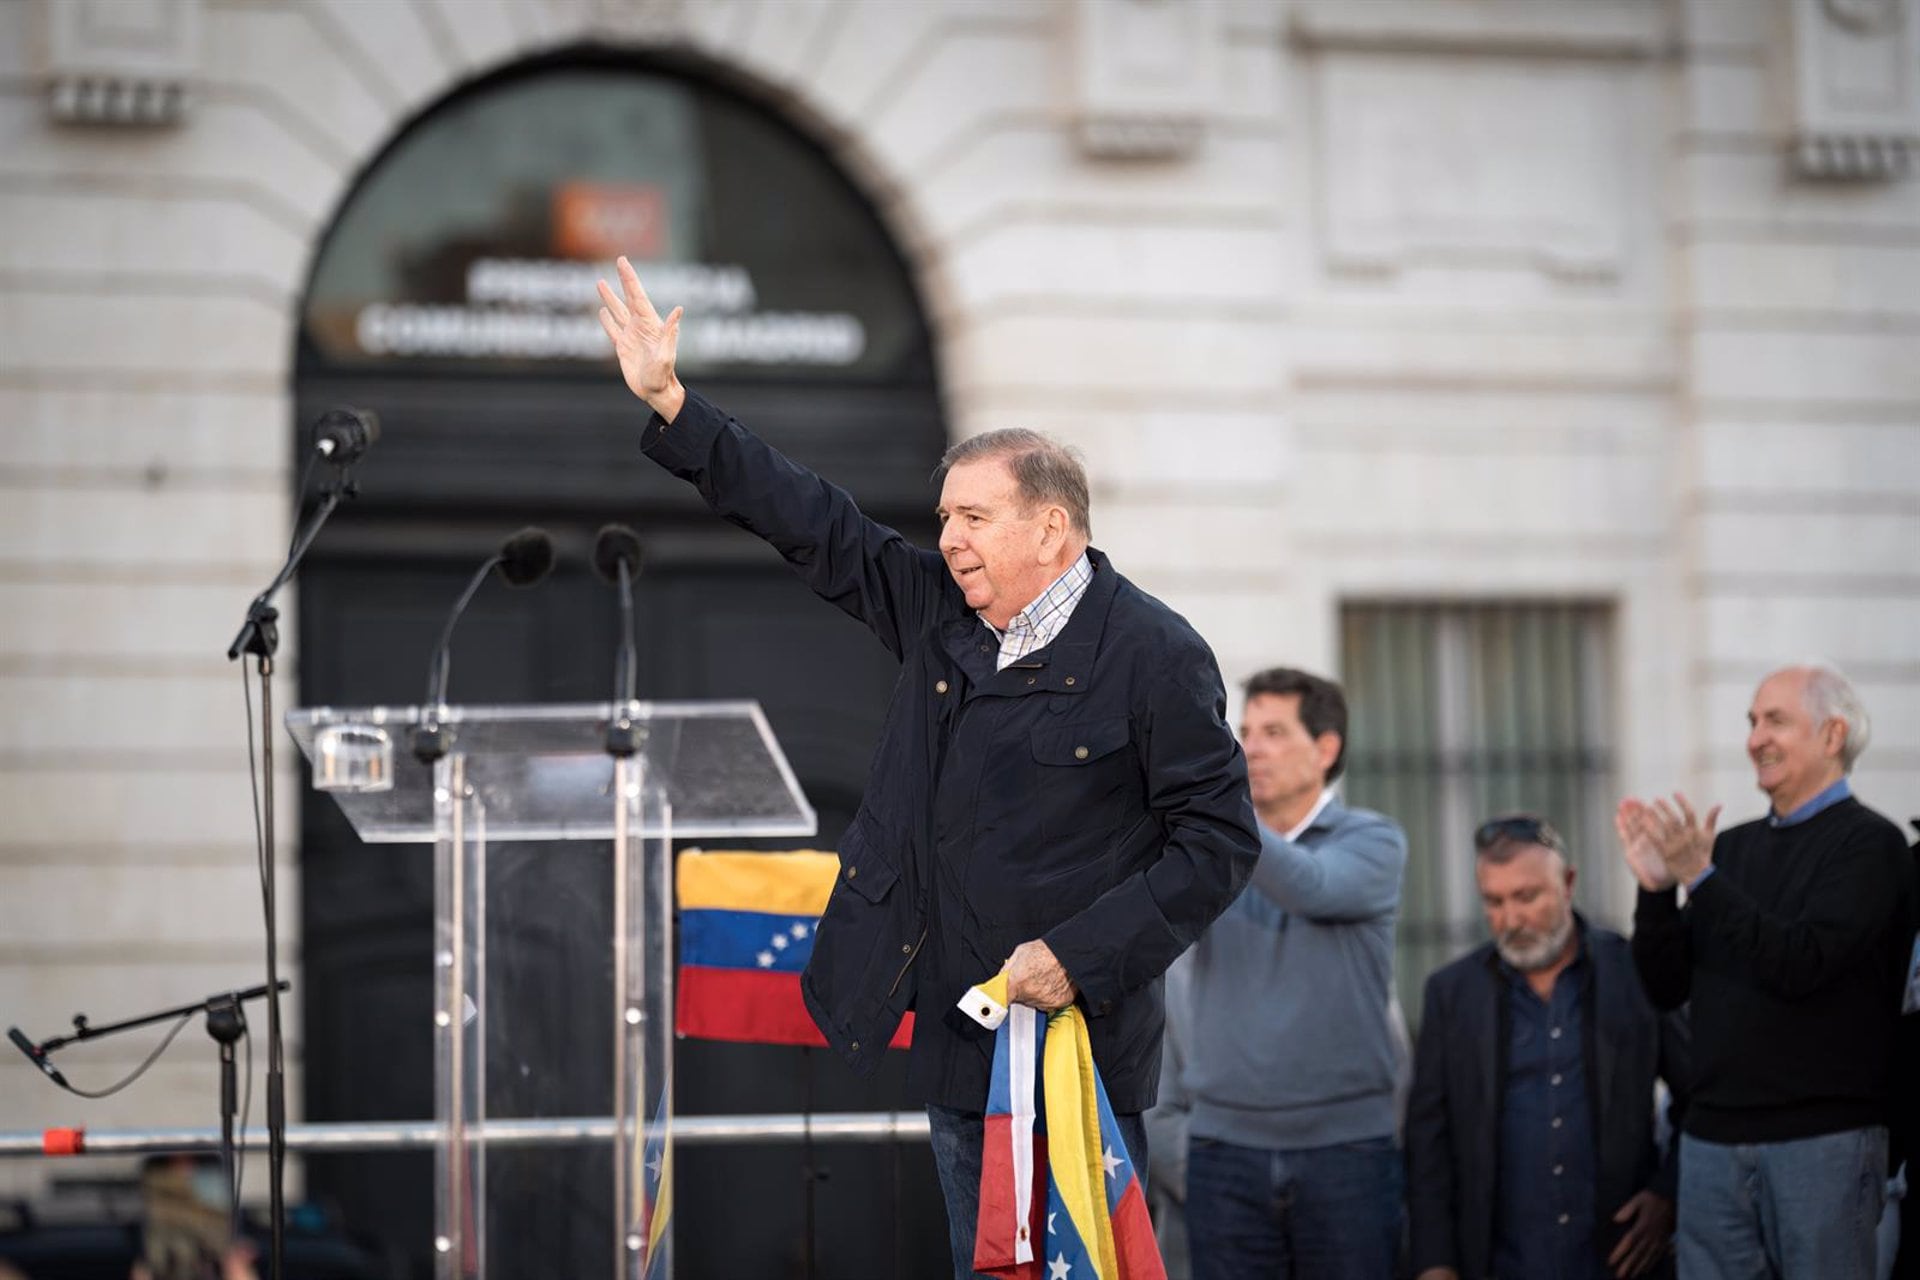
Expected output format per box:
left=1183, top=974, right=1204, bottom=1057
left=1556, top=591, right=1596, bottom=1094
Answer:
left=1185, top=1134, right=1403, bottom=1280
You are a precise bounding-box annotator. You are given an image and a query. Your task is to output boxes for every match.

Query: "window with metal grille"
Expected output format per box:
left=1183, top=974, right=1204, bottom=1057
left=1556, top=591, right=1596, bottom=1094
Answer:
left=1339, top=601, right=1620, bottom=1025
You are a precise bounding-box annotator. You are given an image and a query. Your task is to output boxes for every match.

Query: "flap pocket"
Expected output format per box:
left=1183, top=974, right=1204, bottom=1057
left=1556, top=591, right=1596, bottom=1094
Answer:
left=836, top=820, right=900, bottom=905
left=1030, top=715, right=1131, bottom=767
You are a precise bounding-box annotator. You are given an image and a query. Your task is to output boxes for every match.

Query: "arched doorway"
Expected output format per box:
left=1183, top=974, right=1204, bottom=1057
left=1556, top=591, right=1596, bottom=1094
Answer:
left=293, top=48, right=948, bottom=1277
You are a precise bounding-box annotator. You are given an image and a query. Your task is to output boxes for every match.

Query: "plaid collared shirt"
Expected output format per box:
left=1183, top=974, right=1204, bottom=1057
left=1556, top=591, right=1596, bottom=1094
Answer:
left=982, top=553, right=1093, bottom=671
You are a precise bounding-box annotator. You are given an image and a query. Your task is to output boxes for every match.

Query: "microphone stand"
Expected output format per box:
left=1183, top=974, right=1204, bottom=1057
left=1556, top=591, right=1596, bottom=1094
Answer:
left=25, top=982, right=289, bottom=1242
left=606, top=557, right=641, bottom=758
left=227, top=456, right=358, bottom=1280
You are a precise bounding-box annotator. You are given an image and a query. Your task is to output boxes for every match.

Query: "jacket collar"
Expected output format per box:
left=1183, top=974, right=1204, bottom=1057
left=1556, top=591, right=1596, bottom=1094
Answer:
left=940, top=547, right=1118, bottom=695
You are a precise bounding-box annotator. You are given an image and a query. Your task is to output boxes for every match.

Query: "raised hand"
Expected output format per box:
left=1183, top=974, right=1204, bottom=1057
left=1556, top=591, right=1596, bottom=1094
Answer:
left=596, top=255, right=685, bottom=420
left=1615, top=798, right=1676, bottom=892
left=1642, top=793, right=1721, bottom=885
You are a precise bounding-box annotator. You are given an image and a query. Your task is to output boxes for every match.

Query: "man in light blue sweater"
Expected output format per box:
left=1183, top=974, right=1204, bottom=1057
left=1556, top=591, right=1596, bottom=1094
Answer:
left=1184, top=667, right=1410, bottom=1280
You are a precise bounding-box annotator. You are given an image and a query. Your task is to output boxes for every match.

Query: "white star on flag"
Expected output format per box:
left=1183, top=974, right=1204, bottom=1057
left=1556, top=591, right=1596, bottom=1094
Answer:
left=791, top=923, right=809, bottom=938
left=1049, top=1253, right=1072, bottom=1279
left=756, top=950, right=775, bottom=968
left=772, top=934, right=789, bottom=950
left=646, top=1153, right=662, bottom=1180
left=1102, top=1145, right=1125, bottom=1179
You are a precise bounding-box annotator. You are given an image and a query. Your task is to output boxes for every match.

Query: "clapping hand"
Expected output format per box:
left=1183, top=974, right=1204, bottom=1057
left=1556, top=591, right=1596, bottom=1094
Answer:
left=1619, top=794, right=1720, bottom=887
left=1615, top=798, right=1676, bottom=892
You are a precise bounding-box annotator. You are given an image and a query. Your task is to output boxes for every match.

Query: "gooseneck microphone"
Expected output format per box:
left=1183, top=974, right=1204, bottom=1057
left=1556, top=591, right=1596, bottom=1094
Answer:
left=592, top=524, right=644, bottom=756
left=8, top=1026, right=68, bottom=1088
left=312, top=407, right=380, bottom=463
left=411, top=527, right=555, bottom=763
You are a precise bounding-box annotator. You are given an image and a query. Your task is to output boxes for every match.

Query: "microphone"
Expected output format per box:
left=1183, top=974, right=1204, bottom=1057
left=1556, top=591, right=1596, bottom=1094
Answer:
left=592, top=524, right=644, bottom=756
left=8, top=1027, right=68, bottom=1089
left=499, top=526, right=557, bottom=588
left=411, top=527, right=555, bottom=763
left=313, top=407, right=380, bottom=463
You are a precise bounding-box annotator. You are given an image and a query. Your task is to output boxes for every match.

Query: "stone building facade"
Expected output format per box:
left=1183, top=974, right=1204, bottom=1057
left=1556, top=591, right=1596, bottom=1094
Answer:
left=2, top=0, right=1915, bottom=1226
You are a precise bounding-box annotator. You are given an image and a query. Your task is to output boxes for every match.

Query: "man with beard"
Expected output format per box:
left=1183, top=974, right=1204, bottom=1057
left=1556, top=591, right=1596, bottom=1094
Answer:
left=1407, top=816, right=1689, bottom=1280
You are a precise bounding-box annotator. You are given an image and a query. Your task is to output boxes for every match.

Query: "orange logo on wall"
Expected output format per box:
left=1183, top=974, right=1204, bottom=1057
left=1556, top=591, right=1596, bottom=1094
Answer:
left=553, top=182, right=668, bottom=260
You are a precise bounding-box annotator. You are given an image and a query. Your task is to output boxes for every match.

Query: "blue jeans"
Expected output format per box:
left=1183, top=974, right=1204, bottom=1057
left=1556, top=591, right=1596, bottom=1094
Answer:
left=927, top=1103, right=1152, bottom=1280
left=1184, top=1134, right=1402, bottom=1280
left=1678, top=1128, right=1888, bottom=1280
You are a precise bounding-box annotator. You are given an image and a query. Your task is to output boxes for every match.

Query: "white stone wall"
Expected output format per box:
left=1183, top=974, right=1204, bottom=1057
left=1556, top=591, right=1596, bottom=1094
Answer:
left=1, top=0, right=1915, bottom=1207
left=1676, top=0, right=1920, bottom=832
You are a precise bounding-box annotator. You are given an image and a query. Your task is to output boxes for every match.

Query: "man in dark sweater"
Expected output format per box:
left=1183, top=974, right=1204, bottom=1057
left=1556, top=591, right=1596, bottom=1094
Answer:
left=1620, top=663, right=1917, bottom=1280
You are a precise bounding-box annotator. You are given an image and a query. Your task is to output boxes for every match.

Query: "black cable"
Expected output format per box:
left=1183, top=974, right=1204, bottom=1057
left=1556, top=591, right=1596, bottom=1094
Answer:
left=234, top=1022, right=253, bottom=1241
left=55, top=1013, right=196, bottom=1099
left=286, top=451, right=318, bottom=556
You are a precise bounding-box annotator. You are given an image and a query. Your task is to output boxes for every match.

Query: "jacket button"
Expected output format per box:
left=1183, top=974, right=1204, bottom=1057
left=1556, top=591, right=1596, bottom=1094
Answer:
left=850, top=1040, right=860, bottom=1052
left=846, top=865, right=858, bottom=879
left=1074, top=746, right=1089, bottom=760
left=1026, top=676, right=1036, bottom=685
left=902, top=944, right=913, bottom=954
left=1064, top=676, right=1077, bottom=686
left=936, top=680, right=949, bottom=694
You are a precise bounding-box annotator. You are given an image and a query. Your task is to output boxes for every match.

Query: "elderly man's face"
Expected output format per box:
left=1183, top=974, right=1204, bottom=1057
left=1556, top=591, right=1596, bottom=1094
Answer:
left=936, top=458, right=1060, bottom=630
left=1746, top=669, right=1845, bottom=811
left=1477, top=844, right=1577, bottom=972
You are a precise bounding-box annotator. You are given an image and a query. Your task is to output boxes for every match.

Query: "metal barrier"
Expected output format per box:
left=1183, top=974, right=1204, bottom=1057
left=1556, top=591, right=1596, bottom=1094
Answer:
left=0, top=1111, right=930, bottom=1159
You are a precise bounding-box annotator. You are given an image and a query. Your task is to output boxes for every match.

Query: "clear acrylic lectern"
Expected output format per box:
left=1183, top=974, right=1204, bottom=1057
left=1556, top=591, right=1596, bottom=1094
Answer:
left=288, top=701, right=816, bottom=1279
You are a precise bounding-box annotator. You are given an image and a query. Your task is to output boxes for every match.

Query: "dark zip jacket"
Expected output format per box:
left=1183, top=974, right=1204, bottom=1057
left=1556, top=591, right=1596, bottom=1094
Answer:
left=640, top=390, right=1260, bottom=1112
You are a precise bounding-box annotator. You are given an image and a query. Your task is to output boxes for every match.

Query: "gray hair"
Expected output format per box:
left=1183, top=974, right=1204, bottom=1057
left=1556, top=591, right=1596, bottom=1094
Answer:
left=1794, top=662, right=1872, bottom=771
left=936, top=429, right=1092, bottom=538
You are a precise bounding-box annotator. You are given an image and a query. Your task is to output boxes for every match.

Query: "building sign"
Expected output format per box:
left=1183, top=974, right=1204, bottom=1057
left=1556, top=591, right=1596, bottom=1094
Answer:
left=301, top=66, right=926, bottom=382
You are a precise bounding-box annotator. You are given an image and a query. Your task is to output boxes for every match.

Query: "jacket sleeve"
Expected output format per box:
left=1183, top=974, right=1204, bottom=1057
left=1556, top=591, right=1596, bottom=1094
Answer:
left=639, top=388, right=941, bottom=658
left=1405, top=971, right=1460, bottom=1275
left=1685, top=825, right=1907, bottom=1002
left=1247, top=813, right=1406, bottom=923
left=1648, top=1005, right=1692, bottom=1201
left=1631, top=887, right=1692, bottom=1012
left=1043, top=642, right=1259, bottom=1012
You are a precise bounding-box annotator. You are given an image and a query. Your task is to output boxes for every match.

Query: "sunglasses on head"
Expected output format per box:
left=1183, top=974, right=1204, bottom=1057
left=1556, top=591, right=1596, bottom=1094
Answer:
left=1474, top=814, right=1562, bottom=851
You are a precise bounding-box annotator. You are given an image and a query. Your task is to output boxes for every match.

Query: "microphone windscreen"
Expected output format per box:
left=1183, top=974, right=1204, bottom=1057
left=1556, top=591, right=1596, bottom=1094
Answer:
left=592, top=524, right=644, bottom=586
left=495, top=527, right=555, bottom=588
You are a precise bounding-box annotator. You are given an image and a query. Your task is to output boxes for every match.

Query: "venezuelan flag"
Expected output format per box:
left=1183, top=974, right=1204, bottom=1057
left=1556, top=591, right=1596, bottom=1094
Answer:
left=638, top=1084, right=671, bottom=1280
left=968, top=973, right=1165, bottom=1280
left=675, top=849, right=912, bottom=1049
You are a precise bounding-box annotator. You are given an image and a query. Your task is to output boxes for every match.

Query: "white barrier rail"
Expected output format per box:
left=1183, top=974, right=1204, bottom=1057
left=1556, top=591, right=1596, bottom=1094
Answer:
left=0, top=1111, right=931, bottom=1158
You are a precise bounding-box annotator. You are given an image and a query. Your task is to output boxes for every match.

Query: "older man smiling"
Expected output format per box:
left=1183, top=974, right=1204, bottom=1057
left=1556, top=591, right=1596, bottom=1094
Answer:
left=1620, top=664, right=1917, bottom=1280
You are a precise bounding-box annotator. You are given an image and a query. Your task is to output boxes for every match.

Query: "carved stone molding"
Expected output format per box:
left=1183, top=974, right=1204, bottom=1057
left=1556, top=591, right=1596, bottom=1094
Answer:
left=1290, top=0, right=1666, bottom=60
left=1068, top=0, right=1219, bottom=161
left=588, top=0, right=688, bottom=45
left=1784, top=0, right=1919, bottom=180
left=35, top=0, right=199, bottom=126
left=1316, top=60, right=1631, bottom=281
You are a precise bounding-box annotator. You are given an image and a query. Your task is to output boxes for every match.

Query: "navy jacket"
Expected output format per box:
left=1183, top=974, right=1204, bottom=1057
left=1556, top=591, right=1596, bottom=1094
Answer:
left=1405, top=921, right=1690, bottom=1280
left=641, top=390, right=1260, bottom=1112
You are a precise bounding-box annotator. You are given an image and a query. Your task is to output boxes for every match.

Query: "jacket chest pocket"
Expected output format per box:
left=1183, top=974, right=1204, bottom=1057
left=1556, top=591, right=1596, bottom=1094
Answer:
left=1030, top=714, right=1130, bottom=768
left=1026, top=713, right=1139, bottom=844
